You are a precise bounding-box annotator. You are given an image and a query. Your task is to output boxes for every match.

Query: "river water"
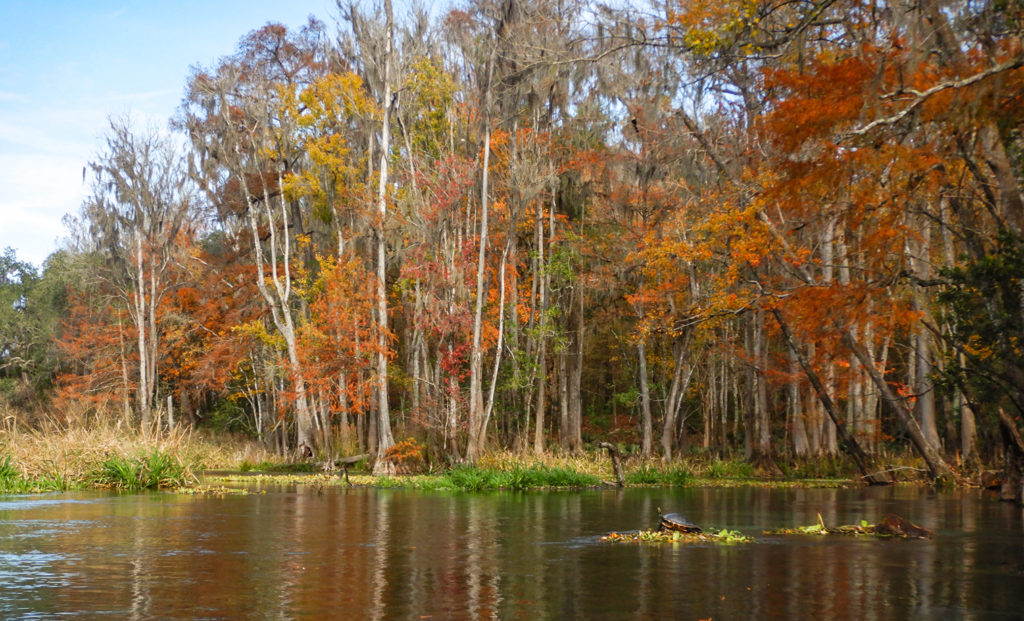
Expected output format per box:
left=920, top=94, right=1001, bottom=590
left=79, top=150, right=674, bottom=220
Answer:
left=0, top=483, right=1021, bottom=619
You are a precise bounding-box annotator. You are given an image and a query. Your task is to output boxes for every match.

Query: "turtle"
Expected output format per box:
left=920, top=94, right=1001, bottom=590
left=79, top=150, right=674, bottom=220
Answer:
left=657, top=508, right=702, bottom=534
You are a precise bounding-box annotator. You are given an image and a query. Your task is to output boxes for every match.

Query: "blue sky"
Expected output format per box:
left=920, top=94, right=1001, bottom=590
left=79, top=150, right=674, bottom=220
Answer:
left=0, top=0, right=337, bottom=269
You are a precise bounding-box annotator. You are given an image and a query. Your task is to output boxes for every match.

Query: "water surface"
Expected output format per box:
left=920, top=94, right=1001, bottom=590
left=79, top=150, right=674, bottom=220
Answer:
left=0, top=484, right=1021, bottom=619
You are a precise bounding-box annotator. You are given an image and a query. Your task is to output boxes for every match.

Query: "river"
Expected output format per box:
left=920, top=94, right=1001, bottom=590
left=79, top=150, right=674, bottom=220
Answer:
left=0, top=483, right=1021, bottom=619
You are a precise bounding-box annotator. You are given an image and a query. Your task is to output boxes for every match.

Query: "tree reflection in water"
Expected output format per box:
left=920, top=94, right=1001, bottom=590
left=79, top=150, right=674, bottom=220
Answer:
left=0, top=486, right=1020, bottom=619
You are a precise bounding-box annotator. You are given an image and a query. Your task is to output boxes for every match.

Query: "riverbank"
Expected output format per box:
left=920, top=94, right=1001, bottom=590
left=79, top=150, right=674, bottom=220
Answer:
left=0, top=422, right=937, bottom=494
left=200, top=448, right=867, bottom=492
left=0, top=421, right=275, bottom=493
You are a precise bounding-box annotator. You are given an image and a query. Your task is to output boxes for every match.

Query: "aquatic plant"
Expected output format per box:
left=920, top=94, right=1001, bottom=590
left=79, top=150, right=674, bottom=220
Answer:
left=705, top=459, right=755, bottom=479
left=94, top=449, right=192, bottom=490
left=439, top=464, right=600, bottom=491
left=0, top=453, right=31, bottom=493
left=601, top=528, right=754, bottom=544
left=764, top=513, right=933, bottom=539
left=239, top=460, right=318, bottom=474
left=625, top=463, right=694, bottom=486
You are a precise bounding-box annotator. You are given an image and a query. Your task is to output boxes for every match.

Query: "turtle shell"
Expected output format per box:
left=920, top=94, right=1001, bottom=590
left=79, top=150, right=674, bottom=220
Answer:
left=658, top=512, right=702, bottom=534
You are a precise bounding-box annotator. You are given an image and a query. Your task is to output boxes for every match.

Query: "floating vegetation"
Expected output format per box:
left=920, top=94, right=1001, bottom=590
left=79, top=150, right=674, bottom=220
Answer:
left=174, top=485, right=255, bottom=496
left=600, top=528, right=754, bottom=544
left=764, top=513, right=933, bottom=539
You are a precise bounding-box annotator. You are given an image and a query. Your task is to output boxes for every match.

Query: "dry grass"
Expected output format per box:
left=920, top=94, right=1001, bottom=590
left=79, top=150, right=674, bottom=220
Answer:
left=477, top=449, right=617, bottom=479
left=0, top=411, right=280, bottom=488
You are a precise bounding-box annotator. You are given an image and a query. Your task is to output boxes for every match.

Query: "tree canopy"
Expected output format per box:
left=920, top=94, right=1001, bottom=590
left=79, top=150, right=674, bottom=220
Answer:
left=7, top=0, right=1024, bottom=478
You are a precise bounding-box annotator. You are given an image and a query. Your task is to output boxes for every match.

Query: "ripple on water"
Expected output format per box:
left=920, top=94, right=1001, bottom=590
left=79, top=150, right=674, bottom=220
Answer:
left=0, top=550, right=70, bottom=591
left=0, top=495, right=103, bottom=512
left=0, top=519, right=97, bottom=542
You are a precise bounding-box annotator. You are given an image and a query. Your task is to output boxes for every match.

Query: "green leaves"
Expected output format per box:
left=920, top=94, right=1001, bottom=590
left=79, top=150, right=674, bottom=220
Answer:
left=93, top=450, right=193, bottom=490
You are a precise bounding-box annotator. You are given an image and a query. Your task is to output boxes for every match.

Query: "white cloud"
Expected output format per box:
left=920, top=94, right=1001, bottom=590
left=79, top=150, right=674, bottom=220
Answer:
left=0, top=152, right=86, bottom=267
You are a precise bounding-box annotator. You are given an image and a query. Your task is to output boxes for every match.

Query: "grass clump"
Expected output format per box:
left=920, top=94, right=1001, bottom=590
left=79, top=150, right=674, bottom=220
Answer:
left=238, top=460, right=318, bottom=474
left=94, top=449, right=193, bottom=490
left=0, top=454, right=31, bottom=494
left=625, top=463, right=694, bottom=486
left=704, top=459, right=756, bottom=479
left=0, top=453, right=76, bottom=494
left=441, top=464, right=600, bottom=491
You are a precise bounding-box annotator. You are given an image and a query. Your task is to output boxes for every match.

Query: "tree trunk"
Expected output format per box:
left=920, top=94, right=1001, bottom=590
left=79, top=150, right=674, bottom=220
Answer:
left=753, top=308, right=772, bottom=461
left=134, top=236, right=151, bottom=431
left=638, top=339, right=653, bottom=457
left=558, top=349, right=569, bottom=450
left=372, top=0, right=397, bottom=473
left=533, top=340, right=548, bottom=454
left=998, top=409, right=1024, bottom=503
left=842, top=330, right=956, bottom=481
left=566, top=288, right=584, bottom=452
left=773, top=308, right=889, bottom=484
left=474, top=242, right=511, bottom=457
left=661, top=343, right=693, bottom=460
left=914, top=328, right=941, bottom=451
left=467, top=122, right=492, bottom=463
left=788, top=347, right=810, bottom=458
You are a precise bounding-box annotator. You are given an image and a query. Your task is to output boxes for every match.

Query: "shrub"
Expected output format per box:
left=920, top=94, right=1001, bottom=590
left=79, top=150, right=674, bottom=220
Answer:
left=382, top=437, right=426, bottom=474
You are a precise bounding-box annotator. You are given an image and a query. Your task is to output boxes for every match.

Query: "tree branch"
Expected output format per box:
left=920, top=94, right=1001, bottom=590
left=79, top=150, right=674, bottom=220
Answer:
left=844, top=55, right=1024, bottom=139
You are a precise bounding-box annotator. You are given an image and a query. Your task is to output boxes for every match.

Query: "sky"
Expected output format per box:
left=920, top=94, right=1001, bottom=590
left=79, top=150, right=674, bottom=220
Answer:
left=0, top=0, right=338, bottom=269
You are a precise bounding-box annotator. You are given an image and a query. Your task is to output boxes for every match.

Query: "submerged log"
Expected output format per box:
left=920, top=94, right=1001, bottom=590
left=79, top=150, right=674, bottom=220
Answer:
left=766, top=512, right=933, bottom=539
left=872, top=514, right=934, bottom=539
left=980, top=470, right=1002, bottom=490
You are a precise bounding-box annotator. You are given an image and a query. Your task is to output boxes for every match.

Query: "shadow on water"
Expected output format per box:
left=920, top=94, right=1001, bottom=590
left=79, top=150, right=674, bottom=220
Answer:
left=0, top=485, right=1022, bottom=619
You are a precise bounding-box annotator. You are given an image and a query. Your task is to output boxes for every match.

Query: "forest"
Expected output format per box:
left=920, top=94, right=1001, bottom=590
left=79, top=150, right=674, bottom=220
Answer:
left=2, top=0, right=1023, bottom=487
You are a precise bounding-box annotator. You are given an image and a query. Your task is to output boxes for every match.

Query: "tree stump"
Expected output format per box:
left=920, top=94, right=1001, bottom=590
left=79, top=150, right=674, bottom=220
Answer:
left=599, top=442, right=625, bottom=487
left=998, top=409, right=1024, bottom=503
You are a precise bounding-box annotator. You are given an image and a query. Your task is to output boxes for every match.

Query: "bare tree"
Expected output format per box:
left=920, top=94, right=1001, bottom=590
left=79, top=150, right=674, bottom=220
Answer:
left=83, top=116, right=193, bottom=431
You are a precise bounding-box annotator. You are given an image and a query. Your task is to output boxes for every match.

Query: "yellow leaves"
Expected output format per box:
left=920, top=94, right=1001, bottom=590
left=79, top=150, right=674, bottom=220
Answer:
left=233, top=320, right=285, bottom=350
left=279, top=70, right=377, bottom=222
left=297, top=72, right=375, bottom=125
left=665, top=0, right=758, bottom=57
left=405, top=56, right=457, bottom=157
left=962, top=335, right=996, bottom=361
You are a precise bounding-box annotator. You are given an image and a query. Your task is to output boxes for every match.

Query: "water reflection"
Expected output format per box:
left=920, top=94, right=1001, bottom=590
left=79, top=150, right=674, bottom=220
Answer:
left=0, top=486, right=1021, bottom=619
